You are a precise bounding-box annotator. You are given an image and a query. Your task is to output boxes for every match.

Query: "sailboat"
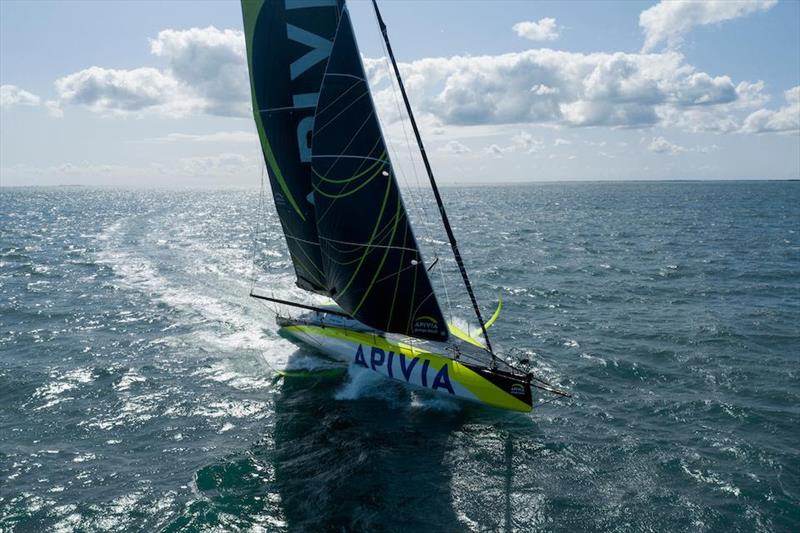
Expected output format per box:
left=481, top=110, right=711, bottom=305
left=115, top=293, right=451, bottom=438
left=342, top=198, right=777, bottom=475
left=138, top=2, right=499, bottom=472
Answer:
left=241, top=0, right=567, bottom=412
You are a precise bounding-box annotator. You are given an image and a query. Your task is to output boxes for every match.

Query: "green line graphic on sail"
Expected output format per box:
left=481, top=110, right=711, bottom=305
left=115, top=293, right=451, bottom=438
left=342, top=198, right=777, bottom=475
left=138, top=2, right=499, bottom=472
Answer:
left=312, top=151, right=387, bottom=184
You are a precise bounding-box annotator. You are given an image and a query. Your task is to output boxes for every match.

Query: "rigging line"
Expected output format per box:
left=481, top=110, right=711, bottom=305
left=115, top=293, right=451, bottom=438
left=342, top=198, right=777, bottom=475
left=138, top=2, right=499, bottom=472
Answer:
left=366, top=6, right=451, bottom=329
left=369, top=36, right=436, bottom=256
left=372, top=17, right=438, bottom=259
left=290, top=204, right=408, bottom=255
left=312, top=152, right=386, bottom=184
left=340, top=7, right=424, bottom=256
left=249, top=158, right=266, bottom=294
left=258, top=104, right=313, bottom=113
left=315, top=133, right=385, bottom=190
left=257, top=160, right=280, bottom=316
left=331, top=169, right=394, bottom=300
left=322, top=236, right=419, bottom=255
left=282, top=234, right=321, bottom=248
left=314, top=73, right=366, bottom=117
left=313, top=114, right=384, bottom=224
left=322, top=220, right=411, bottom=266
left=386, top=217, right=410, bottom=327
left=325, top=72, right=367, bottom=83
left=365, top=13, right=449, bottom=334
left=368, top=8, right=443, bottom=296
left=273, top=212, right=326, bottom=282
left=404, top=244, right=421, bottom=333
left=312, top=82, right=371, bottom=136
left=312, top=154, right=386, bottom=163
left=312, top=163, right=386, bottom=199
left=267, top=207, right=327, bottom=286
left=350, top=194, right=403, bottom=316
left=371, top=0, right=494, bottom=356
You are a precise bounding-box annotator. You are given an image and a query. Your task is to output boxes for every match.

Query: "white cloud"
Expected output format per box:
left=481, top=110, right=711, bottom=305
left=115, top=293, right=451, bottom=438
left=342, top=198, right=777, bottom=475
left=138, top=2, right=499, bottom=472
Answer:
left=647, top=136, right=720, bottom=155
left=648, top=136, right=687, bottom=155
left=1, top=153, right=258, bottom=186
left=53, top=26, right=247, bottom=117
left=741, top=86, right=800, bottom=134
left=512, top=131, right=543, bottom=152
left=675, top=72, right=737, bottom=106
left=55, top=66, right=195, bottom=116
left=155, top=131, right=257, bottom=143
left=531, top=84, right=559, bottom=96
left=178, top=152, right=254, bottom=175
left=640, top=0, right=777, bottom=52
left=1, top=161, right=154, bottom=184
left=150, top=26, right=249, bottom=117
left=376, top=48, right=762, bottom=130
left=1, top=84, right=41, bottom=107
left=513, top=18, right=560, bottom=41
left=40, top=22, right=794, bottom=142
left=364, top=44, right=799, bottom=137
left=485, top=144, right=510, bottom=156
left=44, top=100, right=64, bottom=118
left=658, top=106, right=741, bottom=133
left=440, top=140, right=471, bottom=154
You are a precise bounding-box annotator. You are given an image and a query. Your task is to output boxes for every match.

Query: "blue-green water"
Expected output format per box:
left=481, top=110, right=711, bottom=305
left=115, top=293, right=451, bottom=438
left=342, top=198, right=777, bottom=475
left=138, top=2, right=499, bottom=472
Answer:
left=1, top=182, right=798, bottom=532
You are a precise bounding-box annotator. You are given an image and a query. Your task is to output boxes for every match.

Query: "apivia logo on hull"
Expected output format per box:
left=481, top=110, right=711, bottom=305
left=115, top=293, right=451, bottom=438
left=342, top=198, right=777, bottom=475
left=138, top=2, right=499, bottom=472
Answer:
left=353, top=344, right=454, bottom=395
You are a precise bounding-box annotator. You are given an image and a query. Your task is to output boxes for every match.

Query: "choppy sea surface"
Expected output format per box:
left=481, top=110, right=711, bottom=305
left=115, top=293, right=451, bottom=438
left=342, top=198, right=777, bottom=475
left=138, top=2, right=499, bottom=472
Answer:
left=1, top=181, right=798, bottom=532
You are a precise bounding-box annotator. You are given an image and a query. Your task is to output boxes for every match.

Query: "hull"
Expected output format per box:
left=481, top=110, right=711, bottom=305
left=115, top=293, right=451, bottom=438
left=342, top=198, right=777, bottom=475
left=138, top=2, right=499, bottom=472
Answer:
left=278, top=316, right=533, bottom=413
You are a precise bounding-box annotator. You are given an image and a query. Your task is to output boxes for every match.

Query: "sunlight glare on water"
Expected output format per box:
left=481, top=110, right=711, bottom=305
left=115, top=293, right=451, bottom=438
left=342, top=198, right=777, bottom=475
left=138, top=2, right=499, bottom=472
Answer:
left=1, top=182, right=798, bottom=531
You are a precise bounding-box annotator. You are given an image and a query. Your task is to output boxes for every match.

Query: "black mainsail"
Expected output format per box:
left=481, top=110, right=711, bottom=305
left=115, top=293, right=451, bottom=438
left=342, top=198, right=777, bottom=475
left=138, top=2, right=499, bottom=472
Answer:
left=242, top=0, right=344, bottom=294
left=310, top=8, right=449, bottom=341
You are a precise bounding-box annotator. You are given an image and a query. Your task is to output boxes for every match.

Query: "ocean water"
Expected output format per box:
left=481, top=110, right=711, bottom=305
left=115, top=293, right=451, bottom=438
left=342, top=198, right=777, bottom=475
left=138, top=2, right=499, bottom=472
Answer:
left=1, top=181, right=798, bottom=532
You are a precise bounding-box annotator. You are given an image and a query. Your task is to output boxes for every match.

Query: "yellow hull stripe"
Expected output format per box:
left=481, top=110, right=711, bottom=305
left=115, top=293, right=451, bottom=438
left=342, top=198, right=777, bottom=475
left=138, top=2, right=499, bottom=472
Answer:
left=281, top=325, right=531, bottom=412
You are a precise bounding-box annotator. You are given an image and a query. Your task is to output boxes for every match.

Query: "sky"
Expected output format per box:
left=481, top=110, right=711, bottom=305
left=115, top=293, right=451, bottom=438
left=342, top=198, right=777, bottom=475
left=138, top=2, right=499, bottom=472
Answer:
left=1, top=0, right=798, bottom=187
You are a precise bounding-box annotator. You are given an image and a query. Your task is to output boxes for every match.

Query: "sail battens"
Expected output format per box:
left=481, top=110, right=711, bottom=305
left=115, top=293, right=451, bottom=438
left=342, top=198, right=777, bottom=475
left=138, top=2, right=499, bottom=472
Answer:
left=310, top=7, right=448, bottom=341
left=325, top=72, right=367, bottom=82
left=287, top=234, right=420, bottom=255
left=314, top=77, right=365, bottom=116
left=312, top=89, right=372, bottom=136
left=312, top=153, right=386, bottom=184
left=312, top=154, right=386, bottom=163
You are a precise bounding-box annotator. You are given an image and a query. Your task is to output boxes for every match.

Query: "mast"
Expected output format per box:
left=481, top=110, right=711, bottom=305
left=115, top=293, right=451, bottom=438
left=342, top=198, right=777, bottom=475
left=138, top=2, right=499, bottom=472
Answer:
left=370, top=0, right=495, bottom=356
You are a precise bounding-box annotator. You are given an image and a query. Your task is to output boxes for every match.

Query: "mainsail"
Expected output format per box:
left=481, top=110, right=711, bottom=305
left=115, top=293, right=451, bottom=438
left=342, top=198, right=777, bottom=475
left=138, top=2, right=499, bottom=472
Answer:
left=241, top=0, right=344, bottom=293
left=310, top=8, right=449, bottom=341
